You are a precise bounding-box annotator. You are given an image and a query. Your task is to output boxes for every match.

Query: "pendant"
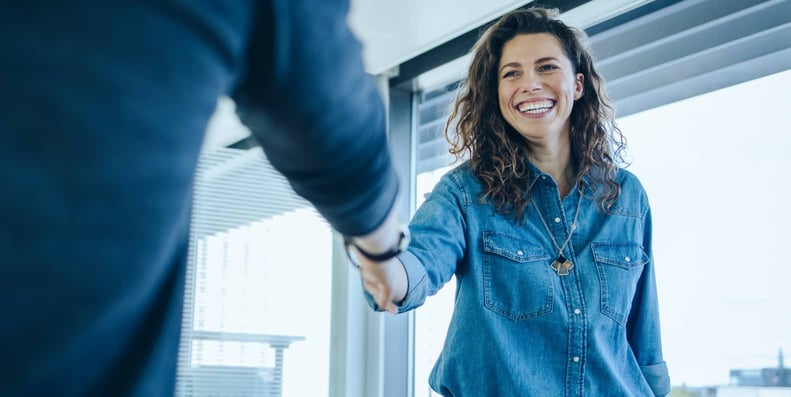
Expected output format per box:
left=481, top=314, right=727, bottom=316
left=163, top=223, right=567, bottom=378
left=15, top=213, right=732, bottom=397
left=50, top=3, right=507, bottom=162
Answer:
left=550, top=255, right=574, bottom=276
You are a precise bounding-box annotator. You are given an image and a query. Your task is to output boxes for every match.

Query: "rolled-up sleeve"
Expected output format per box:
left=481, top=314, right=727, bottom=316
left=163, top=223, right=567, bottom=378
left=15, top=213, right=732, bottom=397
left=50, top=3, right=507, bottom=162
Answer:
left=640, top=362, right=671, bottom=397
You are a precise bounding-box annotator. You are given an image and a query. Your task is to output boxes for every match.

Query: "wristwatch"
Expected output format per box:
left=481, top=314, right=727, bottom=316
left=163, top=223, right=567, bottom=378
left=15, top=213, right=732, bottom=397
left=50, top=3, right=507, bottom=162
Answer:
left=343, top=223, right=410, bottom=268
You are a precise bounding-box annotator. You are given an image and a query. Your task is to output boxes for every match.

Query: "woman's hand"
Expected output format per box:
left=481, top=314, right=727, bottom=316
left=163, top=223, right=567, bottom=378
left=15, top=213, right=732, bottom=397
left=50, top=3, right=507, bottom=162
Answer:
left=356, top=254, right=408, bottom=314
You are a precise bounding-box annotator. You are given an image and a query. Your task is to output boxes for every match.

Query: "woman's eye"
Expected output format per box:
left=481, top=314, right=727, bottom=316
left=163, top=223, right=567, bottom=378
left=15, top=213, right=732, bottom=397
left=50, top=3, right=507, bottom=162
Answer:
left=503, top=70, right=519, bottom=78
left=538, top=64, right=559, bottom=72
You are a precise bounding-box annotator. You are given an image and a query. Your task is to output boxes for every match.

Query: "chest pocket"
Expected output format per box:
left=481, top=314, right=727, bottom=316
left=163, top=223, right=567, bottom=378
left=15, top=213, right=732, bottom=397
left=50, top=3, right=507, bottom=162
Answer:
left=482, top=232, right=553, bottom=320
left=592, top=242, right=649, bottom=324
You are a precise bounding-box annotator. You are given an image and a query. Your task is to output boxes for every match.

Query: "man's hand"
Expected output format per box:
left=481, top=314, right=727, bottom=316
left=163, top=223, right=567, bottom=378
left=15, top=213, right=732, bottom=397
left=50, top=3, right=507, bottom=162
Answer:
left=356, top=253, right=408, bottom=314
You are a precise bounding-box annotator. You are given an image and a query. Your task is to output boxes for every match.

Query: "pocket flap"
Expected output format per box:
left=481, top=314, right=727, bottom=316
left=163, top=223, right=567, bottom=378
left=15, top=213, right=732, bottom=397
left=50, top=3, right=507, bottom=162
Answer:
left=483, top=232, right=550, bottom=263
left=591, top=242, right=649, bottom=269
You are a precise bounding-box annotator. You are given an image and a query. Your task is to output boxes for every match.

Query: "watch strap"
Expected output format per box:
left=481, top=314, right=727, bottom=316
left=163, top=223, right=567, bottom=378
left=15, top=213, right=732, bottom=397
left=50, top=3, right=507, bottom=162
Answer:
left=344, top=228, right=410, bottom=263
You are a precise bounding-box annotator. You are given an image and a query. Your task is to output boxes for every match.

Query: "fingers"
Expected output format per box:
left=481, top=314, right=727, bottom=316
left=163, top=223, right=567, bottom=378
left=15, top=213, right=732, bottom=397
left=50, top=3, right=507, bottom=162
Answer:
left=383, top=302, right=398, bottom=315
left=362, top=273, right=398, bottom=315
left=356, top=253, right=405, bottom=315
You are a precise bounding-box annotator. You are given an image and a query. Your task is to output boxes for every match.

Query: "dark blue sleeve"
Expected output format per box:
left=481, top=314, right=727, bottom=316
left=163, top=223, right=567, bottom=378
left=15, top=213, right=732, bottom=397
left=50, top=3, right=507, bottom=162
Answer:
left=232, top=0, right=399, bottom=236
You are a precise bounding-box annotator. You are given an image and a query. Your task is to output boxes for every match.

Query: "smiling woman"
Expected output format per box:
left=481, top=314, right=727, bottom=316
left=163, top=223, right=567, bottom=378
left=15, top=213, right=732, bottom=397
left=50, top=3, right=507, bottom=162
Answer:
left=356, top=7, right=670, bottom=397
left=497, top=34, right=584, bottom=146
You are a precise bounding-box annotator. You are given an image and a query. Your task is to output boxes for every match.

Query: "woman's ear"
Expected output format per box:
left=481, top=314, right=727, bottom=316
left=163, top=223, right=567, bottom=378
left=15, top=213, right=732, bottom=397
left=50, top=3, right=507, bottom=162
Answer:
left=574, top=73, right=584, bottom=100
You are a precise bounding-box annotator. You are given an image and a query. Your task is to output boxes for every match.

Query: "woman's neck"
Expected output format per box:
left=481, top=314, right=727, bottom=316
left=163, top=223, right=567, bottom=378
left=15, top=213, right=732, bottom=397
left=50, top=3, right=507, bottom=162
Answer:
left=529, top=143, right=576, bottom=198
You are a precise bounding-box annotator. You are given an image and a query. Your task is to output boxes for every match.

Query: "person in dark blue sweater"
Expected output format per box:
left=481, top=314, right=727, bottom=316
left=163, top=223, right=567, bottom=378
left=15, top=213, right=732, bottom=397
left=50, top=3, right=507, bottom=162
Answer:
left=0, top=1, right=404, bottom=395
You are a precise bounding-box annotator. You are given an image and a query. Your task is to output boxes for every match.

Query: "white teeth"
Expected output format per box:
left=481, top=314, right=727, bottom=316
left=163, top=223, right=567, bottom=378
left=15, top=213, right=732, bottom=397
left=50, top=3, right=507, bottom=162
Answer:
left=518, top=100, right=554, bottom=113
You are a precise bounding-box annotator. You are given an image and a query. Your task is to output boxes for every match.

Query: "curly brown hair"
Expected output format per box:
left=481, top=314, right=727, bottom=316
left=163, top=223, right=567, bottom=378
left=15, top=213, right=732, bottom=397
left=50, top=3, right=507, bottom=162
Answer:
left=446, top=7, right=626, bottom=221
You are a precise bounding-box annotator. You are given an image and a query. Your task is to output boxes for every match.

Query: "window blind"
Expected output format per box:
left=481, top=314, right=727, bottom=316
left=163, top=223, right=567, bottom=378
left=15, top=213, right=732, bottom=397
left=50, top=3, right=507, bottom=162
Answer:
left=175, top=147, right=333, bottom=397
left=416, top=82, right=459, bottom=175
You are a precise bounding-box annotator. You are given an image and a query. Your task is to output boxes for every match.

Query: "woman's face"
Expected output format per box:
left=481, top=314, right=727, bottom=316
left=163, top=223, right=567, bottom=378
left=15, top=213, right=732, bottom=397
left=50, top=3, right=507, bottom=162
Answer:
left=497, top=33, right=584, bottom=146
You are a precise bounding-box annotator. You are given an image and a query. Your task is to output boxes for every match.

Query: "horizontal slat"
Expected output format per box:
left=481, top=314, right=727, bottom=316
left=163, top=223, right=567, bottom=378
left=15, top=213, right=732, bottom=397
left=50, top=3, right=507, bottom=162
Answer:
left=177, top=146, right=320, bottom=397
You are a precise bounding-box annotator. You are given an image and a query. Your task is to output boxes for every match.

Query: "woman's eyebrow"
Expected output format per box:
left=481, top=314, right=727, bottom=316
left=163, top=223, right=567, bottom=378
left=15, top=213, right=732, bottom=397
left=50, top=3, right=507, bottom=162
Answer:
left=535, top=56, right=560, bottom=64
left=500, top=57, right=561, bottom=73
left=499, top=62, right=521, bottom=73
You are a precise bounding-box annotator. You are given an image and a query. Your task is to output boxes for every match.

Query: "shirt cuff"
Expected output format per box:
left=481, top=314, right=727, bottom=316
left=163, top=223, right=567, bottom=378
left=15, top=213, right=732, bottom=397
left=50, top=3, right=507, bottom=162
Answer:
left=393, top=250, right=428, bottom=312
left=360, top=250, right=428, bottom=313
left=640, top=361, right=670, bottom=397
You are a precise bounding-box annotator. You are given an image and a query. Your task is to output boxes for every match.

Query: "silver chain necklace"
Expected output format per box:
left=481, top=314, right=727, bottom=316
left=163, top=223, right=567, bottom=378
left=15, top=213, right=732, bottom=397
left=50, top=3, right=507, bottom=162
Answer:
left=530, top=191, right=583, bottom=276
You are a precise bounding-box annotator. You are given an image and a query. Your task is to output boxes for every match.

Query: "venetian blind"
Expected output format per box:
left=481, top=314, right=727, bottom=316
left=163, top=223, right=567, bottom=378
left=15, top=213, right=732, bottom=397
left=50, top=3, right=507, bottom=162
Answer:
left=175, top=147, right=334, bottom=397
left=415, top=82, right=460, bottom=175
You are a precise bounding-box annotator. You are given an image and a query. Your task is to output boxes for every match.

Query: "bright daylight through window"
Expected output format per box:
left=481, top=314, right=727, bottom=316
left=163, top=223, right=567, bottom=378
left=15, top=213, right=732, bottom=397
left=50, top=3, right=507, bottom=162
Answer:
left=175, top=148, right=334, bottom=397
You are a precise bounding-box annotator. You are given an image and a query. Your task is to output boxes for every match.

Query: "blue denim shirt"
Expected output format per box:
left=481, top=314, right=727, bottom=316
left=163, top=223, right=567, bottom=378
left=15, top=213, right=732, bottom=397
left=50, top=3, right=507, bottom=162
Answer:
left=390, top=161, right=670, bottom=396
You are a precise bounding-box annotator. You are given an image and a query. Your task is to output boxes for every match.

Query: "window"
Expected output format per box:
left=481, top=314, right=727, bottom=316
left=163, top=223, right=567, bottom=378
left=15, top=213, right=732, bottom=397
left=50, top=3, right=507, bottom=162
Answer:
left=413, top=166, right=456, bottom=397
left=618, top=69, right=791, bottom=392
left=175, top=147, right=334, bottom=397
left=412, top=85, right=461, bottom=397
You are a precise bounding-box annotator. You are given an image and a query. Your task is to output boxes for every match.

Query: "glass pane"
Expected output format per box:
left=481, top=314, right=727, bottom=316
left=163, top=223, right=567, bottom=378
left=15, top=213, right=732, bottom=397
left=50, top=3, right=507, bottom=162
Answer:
left=618, top=69, right=791, bottom=395
left=177, top=148, right=333, bottom=397
left=412, top=81, right=464, bottom=397
left=413, top=166, right=455, bottom=397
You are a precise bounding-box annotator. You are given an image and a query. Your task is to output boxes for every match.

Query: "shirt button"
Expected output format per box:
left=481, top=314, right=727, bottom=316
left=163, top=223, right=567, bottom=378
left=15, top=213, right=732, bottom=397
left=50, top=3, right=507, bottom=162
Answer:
left=516, top=250, right=524, bottom=256
left=625, top=256, right=631, bottom=262
left=572, top=356, right=580, bottom=363
left=574, top=308, right=581, bottom=315
left=553, top=217, right=561, bottom=223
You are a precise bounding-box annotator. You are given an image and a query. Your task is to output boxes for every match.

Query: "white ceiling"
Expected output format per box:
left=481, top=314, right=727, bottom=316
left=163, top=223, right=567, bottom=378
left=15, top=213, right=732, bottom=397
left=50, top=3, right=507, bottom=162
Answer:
left=347, top=0, right=527, bottom=76
left=347, top=0, right=653, bottom=77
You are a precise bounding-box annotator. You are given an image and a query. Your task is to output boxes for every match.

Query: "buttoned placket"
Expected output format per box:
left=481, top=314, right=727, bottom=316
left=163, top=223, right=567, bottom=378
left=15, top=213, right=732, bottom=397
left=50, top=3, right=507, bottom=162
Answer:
left=537, top=176, right=588, bottom=397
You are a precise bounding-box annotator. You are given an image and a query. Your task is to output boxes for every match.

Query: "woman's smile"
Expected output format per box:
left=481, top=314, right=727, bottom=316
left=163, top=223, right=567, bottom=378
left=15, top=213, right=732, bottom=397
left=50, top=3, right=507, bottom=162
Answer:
left=516, top=99, right=556, bottom=116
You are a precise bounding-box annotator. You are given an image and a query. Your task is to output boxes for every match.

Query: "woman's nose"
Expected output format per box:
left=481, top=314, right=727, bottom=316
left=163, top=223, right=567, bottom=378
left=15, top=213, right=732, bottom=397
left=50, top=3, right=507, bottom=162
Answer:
left=521, top=73, right=542, bottom=92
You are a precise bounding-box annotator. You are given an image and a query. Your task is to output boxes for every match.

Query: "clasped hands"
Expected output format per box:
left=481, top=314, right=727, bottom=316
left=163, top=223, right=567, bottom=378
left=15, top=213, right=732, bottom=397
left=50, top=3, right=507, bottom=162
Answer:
left=354, top=251, right=408, bottom=315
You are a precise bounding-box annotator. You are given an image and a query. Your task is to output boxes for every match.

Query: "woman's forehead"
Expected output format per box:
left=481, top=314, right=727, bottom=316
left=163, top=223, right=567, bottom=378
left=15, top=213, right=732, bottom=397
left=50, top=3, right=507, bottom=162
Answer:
left=499, top=34, right=568, bottom=65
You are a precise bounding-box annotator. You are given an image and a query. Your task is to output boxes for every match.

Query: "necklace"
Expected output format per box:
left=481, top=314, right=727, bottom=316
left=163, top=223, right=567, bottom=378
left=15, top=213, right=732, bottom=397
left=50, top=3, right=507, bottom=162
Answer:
left=531, top=191, right=583, bottom=276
